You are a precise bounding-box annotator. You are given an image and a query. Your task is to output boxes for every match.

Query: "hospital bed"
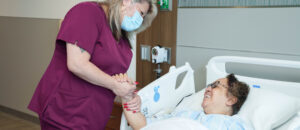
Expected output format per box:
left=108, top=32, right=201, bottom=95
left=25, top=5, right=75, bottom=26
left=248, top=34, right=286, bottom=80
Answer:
left=120, top=56, right=300, bottom=130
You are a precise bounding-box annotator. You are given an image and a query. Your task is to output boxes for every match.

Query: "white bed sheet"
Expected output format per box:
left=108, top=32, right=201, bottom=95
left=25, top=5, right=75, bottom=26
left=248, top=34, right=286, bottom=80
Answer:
left=141, top=117, right=208, bottom=130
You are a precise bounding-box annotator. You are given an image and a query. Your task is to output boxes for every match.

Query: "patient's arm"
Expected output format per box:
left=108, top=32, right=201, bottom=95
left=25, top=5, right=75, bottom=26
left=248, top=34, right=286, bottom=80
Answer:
left=122, top=94, right=147, bottom=130
left=123, top=108, right=147, bottom=130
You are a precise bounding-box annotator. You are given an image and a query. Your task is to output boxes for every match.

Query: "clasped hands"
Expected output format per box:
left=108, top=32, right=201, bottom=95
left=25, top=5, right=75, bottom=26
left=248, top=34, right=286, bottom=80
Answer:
left=112, top=73, right=141, bottom=113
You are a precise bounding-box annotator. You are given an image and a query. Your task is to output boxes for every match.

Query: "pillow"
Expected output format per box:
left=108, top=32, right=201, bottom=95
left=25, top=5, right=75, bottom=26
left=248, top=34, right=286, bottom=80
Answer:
left=287, top=111, right=300, bottom=130
left=174, top=88, right=205, bottom=112
left=274, top=111, right=300, bottom=130
left=237, top=87, right=300, bottom=130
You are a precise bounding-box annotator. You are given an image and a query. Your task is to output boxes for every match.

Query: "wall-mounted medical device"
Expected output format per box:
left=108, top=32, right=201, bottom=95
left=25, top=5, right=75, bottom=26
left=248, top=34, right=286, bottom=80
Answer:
left=151, top=46, right=171, bottom=64
left=151, top=45, right=171, bottom=79
left=157, top=0, right=172, bottom=11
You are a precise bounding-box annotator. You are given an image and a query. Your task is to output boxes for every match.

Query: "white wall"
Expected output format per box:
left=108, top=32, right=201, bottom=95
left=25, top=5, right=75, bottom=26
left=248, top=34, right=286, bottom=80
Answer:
left=0, top=0, right=76, bottom=19
left=0, top=0, right=104, bottom=19
left=0, top=17, right=59, bottom=117
left=176, top=8, right=300, bottom=91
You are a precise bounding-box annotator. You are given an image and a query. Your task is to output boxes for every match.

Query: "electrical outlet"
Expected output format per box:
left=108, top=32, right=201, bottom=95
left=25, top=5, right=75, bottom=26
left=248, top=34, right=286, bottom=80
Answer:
left=140, top=44, right=151, bottom=61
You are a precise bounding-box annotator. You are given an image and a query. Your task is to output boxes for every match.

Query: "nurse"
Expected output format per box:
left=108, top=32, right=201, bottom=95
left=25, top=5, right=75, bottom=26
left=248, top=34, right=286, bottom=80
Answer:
left=28, top=0, right=157, bottom=129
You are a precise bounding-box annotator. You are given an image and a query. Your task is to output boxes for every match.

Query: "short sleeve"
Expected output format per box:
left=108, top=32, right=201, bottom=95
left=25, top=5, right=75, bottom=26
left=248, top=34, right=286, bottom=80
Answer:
left=57, top=2, right=102, bottom=55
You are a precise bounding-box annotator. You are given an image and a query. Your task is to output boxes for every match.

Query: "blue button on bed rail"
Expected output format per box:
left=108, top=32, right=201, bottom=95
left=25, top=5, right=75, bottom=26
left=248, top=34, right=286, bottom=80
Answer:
left=153, top=86, right=160, bottom=102
left=252, top=85, right=261, bottom=88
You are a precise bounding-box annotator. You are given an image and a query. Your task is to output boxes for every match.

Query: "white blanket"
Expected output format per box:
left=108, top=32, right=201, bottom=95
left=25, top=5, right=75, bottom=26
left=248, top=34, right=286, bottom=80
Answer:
left=141, top=117, right=208, bottom=130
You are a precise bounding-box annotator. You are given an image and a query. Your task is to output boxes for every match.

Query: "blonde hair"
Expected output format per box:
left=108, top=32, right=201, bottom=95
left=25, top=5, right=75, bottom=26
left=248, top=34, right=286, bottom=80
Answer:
left=100, top=0, right=157, bottom=43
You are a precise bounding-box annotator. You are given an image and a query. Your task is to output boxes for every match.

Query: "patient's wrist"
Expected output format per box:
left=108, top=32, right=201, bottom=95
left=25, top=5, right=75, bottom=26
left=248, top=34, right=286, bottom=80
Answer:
left=121, top=95, right=134, bottom=103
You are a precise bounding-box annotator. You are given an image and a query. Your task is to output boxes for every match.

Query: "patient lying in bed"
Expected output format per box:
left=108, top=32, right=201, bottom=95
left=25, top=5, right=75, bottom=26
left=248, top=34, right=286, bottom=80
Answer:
left=119, top=74, right=252, bottom=130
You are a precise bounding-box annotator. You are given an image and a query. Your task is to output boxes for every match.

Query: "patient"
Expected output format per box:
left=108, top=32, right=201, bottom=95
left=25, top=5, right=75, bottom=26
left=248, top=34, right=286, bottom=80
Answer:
left=118, top=74, right=250, bottom=130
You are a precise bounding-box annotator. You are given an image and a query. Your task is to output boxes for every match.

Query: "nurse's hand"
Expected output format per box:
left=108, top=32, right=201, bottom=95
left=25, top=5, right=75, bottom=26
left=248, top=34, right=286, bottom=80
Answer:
left=123, top=94, right=141, bottom=113
left=112, top=80, right=136, bottom=98
left=112, top=73, right=134, bottom=85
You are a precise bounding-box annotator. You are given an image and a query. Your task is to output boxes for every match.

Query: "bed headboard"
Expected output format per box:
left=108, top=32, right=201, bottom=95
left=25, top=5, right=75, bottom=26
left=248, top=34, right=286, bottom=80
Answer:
left=206, top=56, right=300, bottom=98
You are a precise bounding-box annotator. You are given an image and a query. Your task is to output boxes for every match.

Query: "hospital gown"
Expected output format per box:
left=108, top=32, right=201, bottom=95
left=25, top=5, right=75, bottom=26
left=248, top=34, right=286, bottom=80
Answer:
left=146, top=108, right=253, bottom=130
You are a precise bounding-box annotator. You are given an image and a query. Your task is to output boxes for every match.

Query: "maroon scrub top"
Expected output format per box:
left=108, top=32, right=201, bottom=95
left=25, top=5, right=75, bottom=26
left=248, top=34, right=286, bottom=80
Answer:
left=28, top=2, right=133, bottom=129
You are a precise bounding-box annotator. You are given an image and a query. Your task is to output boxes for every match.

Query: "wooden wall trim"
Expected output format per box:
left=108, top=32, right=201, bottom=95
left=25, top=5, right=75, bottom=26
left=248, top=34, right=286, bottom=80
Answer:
left=136, top=0, right=178, bottom=87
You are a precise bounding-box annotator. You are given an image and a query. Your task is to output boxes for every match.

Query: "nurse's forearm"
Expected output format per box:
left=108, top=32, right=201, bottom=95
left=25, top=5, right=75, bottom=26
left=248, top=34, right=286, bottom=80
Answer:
left=70, top=60, right=118, bottom=90
left=66, top=43, right=118, bottom=90
left=124, top=108, right=147, bottom=130
left=67, top=43, right=135, bottom=97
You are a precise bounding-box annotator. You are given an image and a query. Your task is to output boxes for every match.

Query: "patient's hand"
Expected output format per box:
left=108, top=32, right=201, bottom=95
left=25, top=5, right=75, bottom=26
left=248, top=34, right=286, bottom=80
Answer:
left=119, top=82, right=135, bottom=102
left=112, top=73, right=140, bottom=112
left=123, top=94, right=141, bottom=113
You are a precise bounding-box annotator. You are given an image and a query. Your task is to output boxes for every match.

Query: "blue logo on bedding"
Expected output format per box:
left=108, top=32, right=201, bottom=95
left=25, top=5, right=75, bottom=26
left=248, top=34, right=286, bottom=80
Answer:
left=153, top=86, right=160, bottom=102
left=252, top=85, right=261, bottom=88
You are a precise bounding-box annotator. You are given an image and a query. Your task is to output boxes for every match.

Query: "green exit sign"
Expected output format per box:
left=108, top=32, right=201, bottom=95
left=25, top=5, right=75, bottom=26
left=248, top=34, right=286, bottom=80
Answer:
left=157, top=0, right=172, bottom=11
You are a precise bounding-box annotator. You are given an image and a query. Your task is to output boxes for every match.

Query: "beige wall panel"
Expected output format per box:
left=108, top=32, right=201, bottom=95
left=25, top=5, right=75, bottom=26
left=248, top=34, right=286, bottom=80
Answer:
left=0, top=16, right=59, bottom=116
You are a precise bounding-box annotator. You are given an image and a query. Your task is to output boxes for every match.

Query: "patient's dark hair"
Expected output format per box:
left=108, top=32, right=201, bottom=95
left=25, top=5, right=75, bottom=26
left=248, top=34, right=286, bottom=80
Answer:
left=226, top=74, right=249, bottom=115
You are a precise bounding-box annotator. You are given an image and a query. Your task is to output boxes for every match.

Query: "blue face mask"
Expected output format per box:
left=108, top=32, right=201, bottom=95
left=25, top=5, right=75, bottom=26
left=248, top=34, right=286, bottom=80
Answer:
left=121, top=10, right=143, bottom=32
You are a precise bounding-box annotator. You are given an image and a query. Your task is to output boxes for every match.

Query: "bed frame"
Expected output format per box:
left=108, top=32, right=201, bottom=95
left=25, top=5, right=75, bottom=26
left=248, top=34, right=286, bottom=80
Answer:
left=120, top=56, right=300, bottom=130
left=206, top=56, right=300, bottom=98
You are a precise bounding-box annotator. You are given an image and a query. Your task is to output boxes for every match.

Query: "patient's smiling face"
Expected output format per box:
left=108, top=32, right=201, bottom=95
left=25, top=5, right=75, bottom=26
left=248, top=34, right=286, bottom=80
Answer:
left=202, top=78, right=237, bottom=115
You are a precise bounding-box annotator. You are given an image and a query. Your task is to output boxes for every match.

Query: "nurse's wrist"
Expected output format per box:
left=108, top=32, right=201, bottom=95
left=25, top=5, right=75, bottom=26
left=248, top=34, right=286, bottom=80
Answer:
left=111, top=79, right=120, bottom=93
left=111, top=79, right=120, bottom=90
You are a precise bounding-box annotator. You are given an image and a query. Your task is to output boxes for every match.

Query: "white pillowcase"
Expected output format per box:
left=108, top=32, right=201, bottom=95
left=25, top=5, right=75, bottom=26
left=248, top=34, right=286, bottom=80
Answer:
left=274, top=111, right=300, bottom=130
left=237, top=87, right=300, bottom=130
left=174, top=89, right=205, bottom=112
left=288, top=111, right=300, bottom=130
